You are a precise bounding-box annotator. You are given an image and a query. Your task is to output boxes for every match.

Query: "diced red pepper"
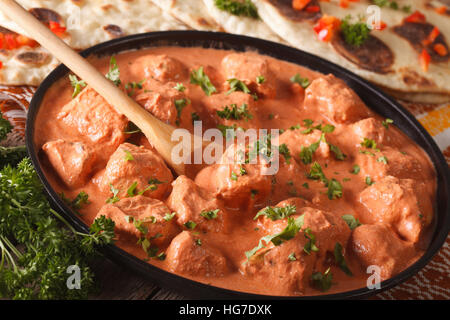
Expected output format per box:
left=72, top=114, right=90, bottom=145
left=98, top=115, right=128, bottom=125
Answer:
left=433, top=43, right=448, bottom=56
left=422, top=27, right=440, bottom=46
left=306, top=5, right=320, bottom=12
left=0, top=61, right=3, bottom=70
left=5, top=34, right=18, bottom=50
left=340, top=0, right=349, bottom=8
left=405, top=11, right=426, bottom=23
left=292, top=0, right=311, bottom=11
left=374, top=21, right=387, bottom=30
left=15, top=35, right=38, bottom=48
left=49, top=21, right=66, bottom=37
left=435, top=6, right=447, bottom=15
left=313, top=15, right=341, bottom=42
left=419, top=49, right=431, bottom=72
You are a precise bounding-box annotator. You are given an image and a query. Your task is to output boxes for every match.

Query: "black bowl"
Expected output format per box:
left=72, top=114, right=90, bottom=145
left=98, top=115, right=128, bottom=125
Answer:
left=26, top=31, right=450, bottom=299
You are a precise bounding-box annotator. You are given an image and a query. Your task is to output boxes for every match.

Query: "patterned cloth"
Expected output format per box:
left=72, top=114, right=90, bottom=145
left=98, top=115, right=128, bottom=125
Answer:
left=0, top=86, right=448, bottom=300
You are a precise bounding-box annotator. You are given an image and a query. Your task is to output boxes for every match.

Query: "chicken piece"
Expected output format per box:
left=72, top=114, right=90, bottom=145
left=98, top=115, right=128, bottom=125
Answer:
left=195, top=143, right=272, bottom=209
left=166, top=175, right=231, bottom=233
left=135, top=79, right=193, bottom=128
left=99, top=143, right=173, bottom=200
left=165, top=231, right=229, bottom=277
left=304, top=75, right=370, bottom=124
left=42, top=139, right=96, bottom=188
left=242, top=237, right=315, bottom=296
left=355, top=146, right=425, bottom=181
left=201, top=91, right=261, bottom=130
left=57, top=86, right=128, bottom=162
left=358, top=176, right=433, bottom=243
left=279, top=129, right=330, bottom=165
left=351, top=224, right=419, bottom=279
left=221, top=52, right=276, bottom=98
left=351, top=117, right=402, bottom=148
left=96, top=195, right=178, bottom=247
left=129, top=54, right=188, bottom=82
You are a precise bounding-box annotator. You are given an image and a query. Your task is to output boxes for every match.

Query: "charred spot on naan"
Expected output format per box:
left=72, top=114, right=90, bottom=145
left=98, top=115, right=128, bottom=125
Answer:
left=400, top=69, right=436, bottom=87
left=393, top=22, right=449, bottom=63
left=103, top=25, right=126, bottom=39
left=266, top=0, right=322, bottom=22
left=0, top=26, right=16, bottom=35
left=331, top=33, right=394, bottom=74
left=14, top=52, right=50, bottom=67
left=29, top=8, right=65, bottom=26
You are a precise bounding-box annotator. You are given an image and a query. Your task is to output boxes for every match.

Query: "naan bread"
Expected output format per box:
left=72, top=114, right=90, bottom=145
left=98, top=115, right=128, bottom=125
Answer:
left=151, top=0, right=222, bottom=31
left=253, top=0, right=450, bottom=103
left=0, top=0, right=187, bottom=86
left=203, top=0, right=285, bottom=43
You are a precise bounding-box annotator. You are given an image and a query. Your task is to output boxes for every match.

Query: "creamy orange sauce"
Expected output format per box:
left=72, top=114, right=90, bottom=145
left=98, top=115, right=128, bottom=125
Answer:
left=34, top=47, right=436, bottom=296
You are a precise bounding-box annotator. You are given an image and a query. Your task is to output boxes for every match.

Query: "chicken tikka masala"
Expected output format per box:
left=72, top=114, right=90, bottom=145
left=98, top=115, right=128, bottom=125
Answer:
left=35, top=47, right=436, bottom=296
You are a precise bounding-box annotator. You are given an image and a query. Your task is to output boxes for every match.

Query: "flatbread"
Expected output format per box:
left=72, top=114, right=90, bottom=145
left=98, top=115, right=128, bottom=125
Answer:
left=203, top=0, right=285, bottom=43
left=151, top=0, right=222, bottom=31
left=253, top=0, right=450, bottom=103
left=0, top=0, right=187, bottom=86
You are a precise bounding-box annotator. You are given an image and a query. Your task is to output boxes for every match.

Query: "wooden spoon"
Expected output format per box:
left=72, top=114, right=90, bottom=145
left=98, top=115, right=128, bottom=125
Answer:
left=0, top=0, right=192, bottom=175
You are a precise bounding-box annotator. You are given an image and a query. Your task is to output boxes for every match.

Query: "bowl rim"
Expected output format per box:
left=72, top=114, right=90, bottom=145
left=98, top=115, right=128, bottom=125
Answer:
left=26, top=30, right=450, bottom=300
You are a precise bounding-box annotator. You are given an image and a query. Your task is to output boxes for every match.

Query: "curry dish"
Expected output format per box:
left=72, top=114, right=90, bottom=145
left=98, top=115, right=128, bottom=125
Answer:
left=35, top=47, right=436, bottom=296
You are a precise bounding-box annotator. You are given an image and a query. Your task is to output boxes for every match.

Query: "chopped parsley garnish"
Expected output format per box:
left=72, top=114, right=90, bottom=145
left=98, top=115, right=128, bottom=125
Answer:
left=217, top=123, right=244, bottom=139
left=239, top=165, right=247, bottom=175
left=124, top=122, right=141, bottom=134
left=106, top=184, right=120, bottom=204
left=105, top=56, right=121, bottom=86
left=250, top=189, right=259, bottom=199
left=61, top=191, right=90, bottom=214
left=350, top=164, right=360, bottom=174
left=126, top=182, right=138, bottom=197
left=200, top=209, right=220, bottom=220
left=341, top=15, right=371, bottom=48
left=290, top=74, right=310, bottom=88
left=372, top=0, right=411, bottom=12
left=164, top=212, right=176, bottom=222
left=125, top=80, right=144, bottom=96
left=256, top=75, right=265, bottom=84
left=288, top=252, right=297, bottom=261
left=328, top=143, right=346, bottom=161
left=174, top=98, right=190, bottom=125
left=303, top=228, right=319, bottom=255
left=377, top=156, right=388, bottom=164
left=365, top=176, right=375, bottom=186
left=226, top=78, right=257, bottom=99
left=299, top=134, right=323, bottom=164
left=361, top=137, right=379, bottom=151
left=123, top=150, right=134, bottom=161
left=254, top=205, right=297, bottom=221
left=334, top=243, right=353, bottom=276
left=279, top=143, right=292, bottom=163
left=69, top=74, right=86, bottom=98
left=216, top=103, right=253, bottom=121
left=230, top=171, right=238, bottom=181
left=342, top=214, right=362, bottom=230
left=302, top=182, right=309, bottom=189
left=382, top=118, right=394, bottom=129
left=245, top=215, right=304, bottom=261
left=214, top=0, right=259, bottom=18
left=174, top=83, right=186, bottom=92
left=195, top=238, right=202, bottom=246
left=311, top=267, right=333, bottom=292
left=190, top=67, right=217, bottom=96
left=307, top=161, right=327, bottom=183
left=359, top=149, right=375, bottom=156
left=184, top=221, right=197, bottom=230
left=327, top=178, right=343, bottom=200
left=191, top=112, right=201, bottom=124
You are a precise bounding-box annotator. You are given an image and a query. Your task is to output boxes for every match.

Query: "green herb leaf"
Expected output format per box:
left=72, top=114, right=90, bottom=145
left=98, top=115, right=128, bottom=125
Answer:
left=290, top=74, right=310, bottom=88
left=350, top=164, right=360, bottom=174
left=69, top=74, right=86, bottom=99
left=342, top=214, right=362, bottom=230
left=184, top=221, right=197, bottom=230
left=256, top=75, right=265, bottom=84
left=303, top=228, right=319, bottom=255
left=190, top=67, right=217, bottom=96
left=341, top=15, right=371, bottom=47
left=311, top=267, right=333, bottom=292
left=214, top=0, right=259, bottom=18
left=382, top=118, right=393, bottom=129
left=105, top=56, right=121, bottom=86
left=200, top=209, right=220, bottom=220
left=106, top=184, right=120, bottom=204
left=365, top=176, right=375, bottom=186
left=327, top=178, right=343, bottom=200
left=254, top=205, right=297, bottom=221
left=377, top=156, right=388, bottom=164
left=216, top=103, right=253, bottom=120
left=164, top=212, right=177, bottom=222
left=174, top=83, right=186, bottom=92
left=123, top=150, right=134, bottom=161
left=288, top=252, right=297, bottom=261
left=334, top=242, right=353, bottom=276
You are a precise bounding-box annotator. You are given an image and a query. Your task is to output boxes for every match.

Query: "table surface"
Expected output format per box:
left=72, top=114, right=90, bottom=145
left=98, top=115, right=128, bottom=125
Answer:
left=0, top=86, right=448, bottom=300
